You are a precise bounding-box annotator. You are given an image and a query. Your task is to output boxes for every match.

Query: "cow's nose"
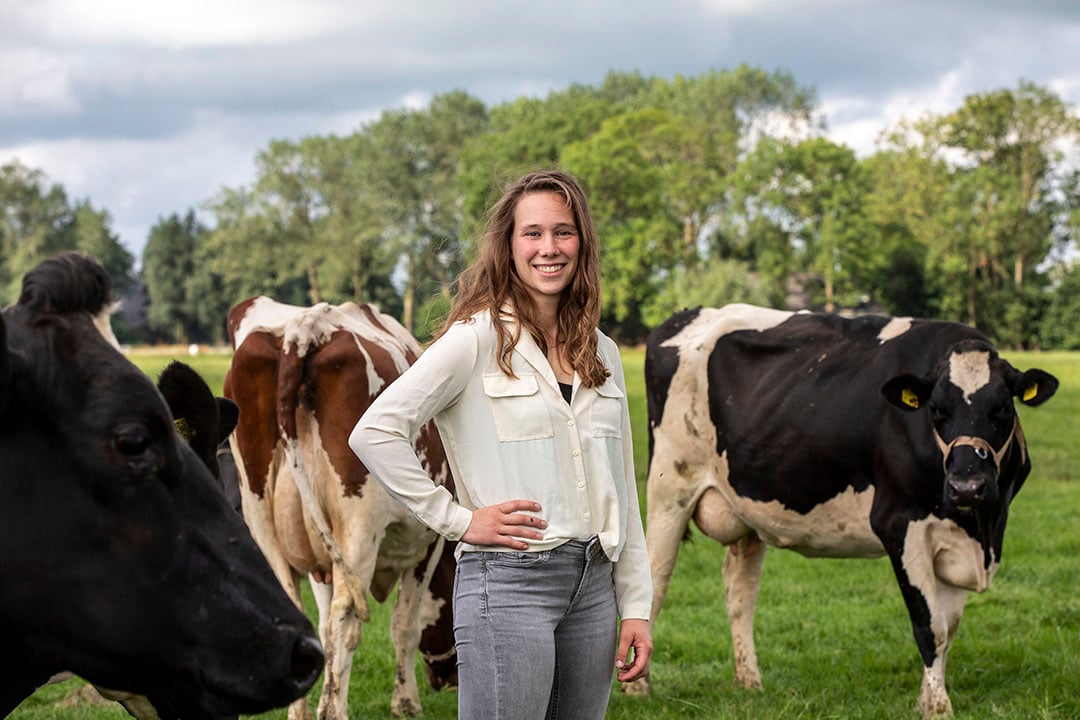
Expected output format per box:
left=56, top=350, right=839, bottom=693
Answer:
left=947, top=476, right=986, bottom=508
left=287, top=633, right=324, bottom=695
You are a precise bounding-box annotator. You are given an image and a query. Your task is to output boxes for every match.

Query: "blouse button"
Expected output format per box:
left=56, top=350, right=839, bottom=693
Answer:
left=567, top=419, right=575, bottom=426
left=572, top=449, right=580, bottom=457
left=583, top=511, right=591, bottom=519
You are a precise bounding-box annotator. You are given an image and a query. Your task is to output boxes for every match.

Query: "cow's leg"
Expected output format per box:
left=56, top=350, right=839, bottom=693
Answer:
left=885, top=521, right=971, bottom=719
left=721, top=532, right=766, bottom=690
left=914, top=582, right=967, bottom=718
left=692, top=487, right=763, bottom=689
left=316, top=576, right=362, bottom=720
left=389, top=569, right=425, bottom=717
left=310, top=575, right=333, bottom=656
left=622, top=456, right=700, bottom=697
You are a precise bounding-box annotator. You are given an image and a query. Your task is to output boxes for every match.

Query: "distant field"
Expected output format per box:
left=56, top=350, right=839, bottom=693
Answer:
left=13, top=348, right=1077, bottom=720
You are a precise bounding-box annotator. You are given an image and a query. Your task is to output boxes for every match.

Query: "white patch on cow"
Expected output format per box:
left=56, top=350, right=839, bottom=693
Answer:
left=877, top=317, right=912, bottom=344
left=661, top=303, right=794, bottom=351
left=719, top=468, right=881, bottom=557
left=949, top=350, right=991, bottom=404
left=90, top=303, right=121, bottom=350
left=233, top=296, right=304, bottom=349
left=902, top=515, right=995, bottom=594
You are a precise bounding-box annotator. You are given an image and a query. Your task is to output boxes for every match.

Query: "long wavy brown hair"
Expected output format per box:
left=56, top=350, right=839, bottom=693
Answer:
left=439, top=169, right=609, bottom=387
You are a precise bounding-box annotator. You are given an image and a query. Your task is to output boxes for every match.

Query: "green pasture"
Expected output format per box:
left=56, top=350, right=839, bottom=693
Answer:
left=14, top=349, right=1078, bottom=719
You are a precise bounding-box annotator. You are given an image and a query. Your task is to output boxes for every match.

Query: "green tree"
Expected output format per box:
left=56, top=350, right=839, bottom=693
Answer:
left=1041, top=262, right=1080, bottom=349
left=1, top=160, right=133, bottom=305
left=70, top=201, right=134, bottom=294
left=561, top=108, right=683, bottom=335
left=877, top=81, right=1080, bottom=345
left=364, top=91, right=488, bottom=331
left=643, top=257, right=775, bottom=329
left=143, top=211, right=203, bottom=343
left=729, top=137, right=872, bottom=311
left=458, top=79, right=625, bottom=247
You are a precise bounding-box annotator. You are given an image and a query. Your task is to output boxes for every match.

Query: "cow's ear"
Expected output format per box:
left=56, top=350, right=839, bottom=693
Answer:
left=1011, top=368, right=1059, bottom=407
left=216, top=397, right=239, bottom=442
left=882, top=374, right=932, bottom=412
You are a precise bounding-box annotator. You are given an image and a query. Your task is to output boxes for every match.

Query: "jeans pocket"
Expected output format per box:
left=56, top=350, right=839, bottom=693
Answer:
left=481, top=550, right=551, bottom=567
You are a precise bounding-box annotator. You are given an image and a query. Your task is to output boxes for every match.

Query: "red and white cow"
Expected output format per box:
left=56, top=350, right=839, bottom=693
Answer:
left=224, top=297, right=456, bottom=720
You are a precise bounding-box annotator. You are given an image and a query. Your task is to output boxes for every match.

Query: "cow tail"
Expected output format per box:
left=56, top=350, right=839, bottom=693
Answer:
left=277, top=344, right=372, bottom=622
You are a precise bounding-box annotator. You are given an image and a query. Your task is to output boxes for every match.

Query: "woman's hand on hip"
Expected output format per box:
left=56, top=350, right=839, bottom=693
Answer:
left=462, top=500, right=547, bottom=550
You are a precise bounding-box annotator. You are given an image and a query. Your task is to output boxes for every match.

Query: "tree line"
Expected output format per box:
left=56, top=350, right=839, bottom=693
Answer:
left=3, top=67, right=1079, bottom=349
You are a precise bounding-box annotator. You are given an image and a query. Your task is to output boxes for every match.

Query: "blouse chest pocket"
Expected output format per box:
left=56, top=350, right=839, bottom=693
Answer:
left=482, top=373, right=554, bottom=442
left=591, top=380, right=624, bottom=439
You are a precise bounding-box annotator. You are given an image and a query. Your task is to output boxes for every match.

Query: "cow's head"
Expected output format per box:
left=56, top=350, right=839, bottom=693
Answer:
left=882, top=339, right=1057, bottom=515
left=0, top=252, right=322, bottom=718
left=157, top=360, right=240, bottom=482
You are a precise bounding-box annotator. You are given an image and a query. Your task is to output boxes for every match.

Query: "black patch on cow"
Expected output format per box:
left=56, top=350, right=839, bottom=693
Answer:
left=702, top=313, right=990, bottom=514
left=644, top=307, right=702, bottom=458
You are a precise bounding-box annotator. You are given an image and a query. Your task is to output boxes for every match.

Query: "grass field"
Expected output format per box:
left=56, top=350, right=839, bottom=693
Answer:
left=12, top=348, right=1078, bottom=720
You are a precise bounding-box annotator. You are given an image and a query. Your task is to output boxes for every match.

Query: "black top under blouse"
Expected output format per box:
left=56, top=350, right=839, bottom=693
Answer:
left=558, top=381, right=572, bottom=405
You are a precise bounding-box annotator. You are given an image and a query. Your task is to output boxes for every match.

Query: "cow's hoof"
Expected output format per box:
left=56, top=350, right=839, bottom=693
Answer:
left=622, top=676, right=652, bottom=697
left=734, top=674, right=764, bottom=692
left=916, top=696, right=954, bottom=718
left=390, top=697, right=422, bottom=717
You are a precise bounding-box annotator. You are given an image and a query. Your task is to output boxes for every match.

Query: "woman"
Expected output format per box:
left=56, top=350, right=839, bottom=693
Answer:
left=349, top=169, right=652, bottom=720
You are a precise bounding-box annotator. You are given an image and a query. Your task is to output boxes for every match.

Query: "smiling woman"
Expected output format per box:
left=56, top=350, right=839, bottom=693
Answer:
left=350, top=169, right=653, bottom=720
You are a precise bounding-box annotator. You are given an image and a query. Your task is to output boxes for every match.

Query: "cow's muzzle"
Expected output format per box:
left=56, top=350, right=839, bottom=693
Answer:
left=945, top=470, right=994, bottom=512
left=934, top=418, right=1023, bottom=513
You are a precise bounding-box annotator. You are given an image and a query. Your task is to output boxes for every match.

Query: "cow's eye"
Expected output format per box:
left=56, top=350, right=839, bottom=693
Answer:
left=113, top=425, right=152, bottom=459
left=929, top=404, right=947, bottom=424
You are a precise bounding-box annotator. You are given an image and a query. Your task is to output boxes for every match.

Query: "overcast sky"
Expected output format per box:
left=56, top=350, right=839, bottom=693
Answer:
left=3, top=0, right=1079, bottom=261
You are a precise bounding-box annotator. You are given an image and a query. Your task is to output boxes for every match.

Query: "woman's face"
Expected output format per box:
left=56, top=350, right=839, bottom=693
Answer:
left=510, top=191, right=580, bottom=305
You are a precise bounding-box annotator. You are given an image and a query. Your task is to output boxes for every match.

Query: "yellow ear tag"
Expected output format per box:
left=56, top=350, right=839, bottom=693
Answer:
left=1022, top=383, right=1037, bottom=402
left=174, top=417, right=195, bottom=443
left=901, top=388, right=920, bottom=409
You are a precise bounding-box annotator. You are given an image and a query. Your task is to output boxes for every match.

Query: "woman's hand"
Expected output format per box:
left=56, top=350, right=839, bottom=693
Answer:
left=614, top=618, right=652, bottom=683
left=461, top=500, right=547, bottom=550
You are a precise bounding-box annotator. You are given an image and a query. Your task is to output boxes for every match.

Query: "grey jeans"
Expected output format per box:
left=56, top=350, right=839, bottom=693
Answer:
left=453, top=537, right=617, bottom=720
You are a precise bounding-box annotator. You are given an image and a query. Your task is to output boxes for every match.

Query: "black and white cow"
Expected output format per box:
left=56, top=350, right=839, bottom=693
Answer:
left=636, top=304, right=1057, bottom=717
left=0, top=252, right=324, bottom=718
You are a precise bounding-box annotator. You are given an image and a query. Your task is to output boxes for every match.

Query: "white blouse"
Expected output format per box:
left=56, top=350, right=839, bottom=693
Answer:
left=349, top=310, right=652, bottom=620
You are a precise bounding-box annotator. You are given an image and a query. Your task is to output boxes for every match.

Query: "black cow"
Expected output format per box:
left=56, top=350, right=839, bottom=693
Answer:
left=635, top=304, right=1057, bottom=717
left=157, top=360, right=240, bottom=487
left=80, top=362, right=244, bottom=718
left=0, top=252, right=323, bottom=719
